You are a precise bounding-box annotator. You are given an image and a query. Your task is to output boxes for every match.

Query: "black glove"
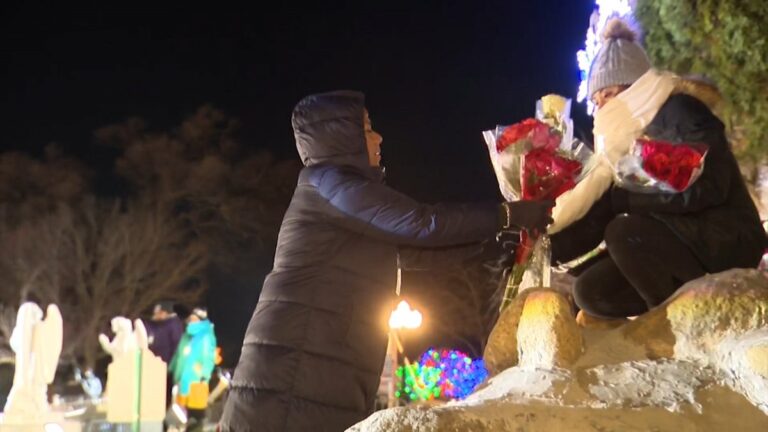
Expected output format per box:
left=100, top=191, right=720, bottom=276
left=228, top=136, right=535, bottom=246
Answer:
left=487, top=231, right=517, bottom=272
left=460, top=233, right=520, bottom=308
left=495, top=230, right=520, bottom=253
left=499, top=200, right=554, bottom=233
left=464, top=231, right=518, bottom=271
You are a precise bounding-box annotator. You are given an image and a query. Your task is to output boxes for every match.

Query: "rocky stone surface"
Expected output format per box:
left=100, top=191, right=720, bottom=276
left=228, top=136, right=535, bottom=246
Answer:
left=349, top=269, right=768, bottom=431
left=516, top=289, right=582, bottom=368
left=482, top=288, right=535, bottom=376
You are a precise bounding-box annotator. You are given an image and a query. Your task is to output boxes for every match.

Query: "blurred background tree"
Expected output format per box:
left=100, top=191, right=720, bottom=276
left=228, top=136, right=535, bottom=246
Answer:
left=0, top=106, right=300, bottom=369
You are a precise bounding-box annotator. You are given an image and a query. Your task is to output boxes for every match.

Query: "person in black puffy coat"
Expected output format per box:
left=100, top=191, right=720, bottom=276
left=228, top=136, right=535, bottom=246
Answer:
left=218, top=90, right=553, bottom=431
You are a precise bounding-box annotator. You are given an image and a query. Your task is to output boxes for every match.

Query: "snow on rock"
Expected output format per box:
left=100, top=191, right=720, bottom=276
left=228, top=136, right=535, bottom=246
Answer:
left=349, top=269, right=768, bottom=431
left=463, top=366, right=571, bottom=404
left=517, top=290, right=582, bottom=369
left=747, top=341, right=768, bottom=378
left=586, top=359, right=709, bottom=412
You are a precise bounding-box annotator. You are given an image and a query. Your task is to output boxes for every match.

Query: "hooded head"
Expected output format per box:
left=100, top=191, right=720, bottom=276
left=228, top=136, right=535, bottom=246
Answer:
left=588, top=18, right=651, bottom=100
left=189, top=307, right=208, bottom=321
left=291, top=90, right=372, bottom=171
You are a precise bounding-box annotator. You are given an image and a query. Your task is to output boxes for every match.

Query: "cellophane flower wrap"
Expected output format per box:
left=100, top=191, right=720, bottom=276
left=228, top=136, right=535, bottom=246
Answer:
left=613, top=138, right=708, bottom=193
left=483, top=95, right=591, bottom=311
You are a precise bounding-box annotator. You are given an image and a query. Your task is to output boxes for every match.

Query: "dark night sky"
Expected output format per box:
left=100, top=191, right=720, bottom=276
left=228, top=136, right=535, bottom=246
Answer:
left=2, top=1, right=596, bottom=363
left=1, top=0, right=594, bottom=203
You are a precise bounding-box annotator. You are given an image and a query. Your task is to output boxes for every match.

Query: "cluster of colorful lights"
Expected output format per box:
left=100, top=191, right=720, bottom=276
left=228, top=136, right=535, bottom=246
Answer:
left=576, top=0, right=634, bottom=114
left=395, top=348, right=488, bottom=401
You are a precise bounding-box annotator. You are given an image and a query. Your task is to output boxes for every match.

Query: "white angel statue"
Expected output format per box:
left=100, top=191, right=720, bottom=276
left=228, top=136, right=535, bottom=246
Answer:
left=98, top=317, right=149, bottom=358
left=2, top=302, right=63, bottom=422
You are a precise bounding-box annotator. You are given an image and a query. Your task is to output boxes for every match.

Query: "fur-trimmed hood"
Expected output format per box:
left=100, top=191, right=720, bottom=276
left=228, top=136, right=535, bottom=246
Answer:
left=673, top=76, right=724, bottom=119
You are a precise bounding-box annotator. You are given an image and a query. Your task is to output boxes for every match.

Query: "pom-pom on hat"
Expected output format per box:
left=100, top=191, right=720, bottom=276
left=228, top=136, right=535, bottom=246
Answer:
left=587, top=17, right=651, bottom=98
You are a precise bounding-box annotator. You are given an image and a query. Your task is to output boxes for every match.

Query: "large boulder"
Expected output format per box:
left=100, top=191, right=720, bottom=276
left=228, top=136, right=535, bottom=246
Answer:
left=484, top=287, right=582, bottom=375
left=515, top=289, right=582, bottom=369
left=349, top=269, right=768, bottom=431
left=482, top=288, right=537, bottom=375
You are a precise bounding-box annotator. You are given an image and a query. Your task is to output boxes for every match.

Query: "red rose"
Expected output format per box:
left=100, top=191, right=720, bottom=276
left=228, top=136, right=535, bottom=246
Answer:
left=496, top=118, right=559, bottom=153
left=638, top=139, right=705, bottom=192
left=530, top=122, right=561, bottom=151
left=497, top=118, right=540, bottom=152
left=521, top=148, right=582, bottom=200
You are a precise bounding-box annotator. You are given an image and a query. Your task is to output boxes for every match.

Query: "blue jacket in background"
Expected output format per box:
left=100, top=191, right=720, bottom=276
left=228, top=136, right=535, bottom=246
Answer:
left=170, top=319, right=217, bottom=396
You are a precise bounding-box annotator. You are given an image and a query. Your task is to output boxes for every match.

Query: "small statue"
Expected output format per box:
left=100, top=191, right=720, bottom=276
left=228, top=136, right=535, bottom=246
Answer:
left=100, top=316, right=166, bottom=424
left=2, top=302, right=63, bottom=422
left=98, top=317, right=149, bottom=358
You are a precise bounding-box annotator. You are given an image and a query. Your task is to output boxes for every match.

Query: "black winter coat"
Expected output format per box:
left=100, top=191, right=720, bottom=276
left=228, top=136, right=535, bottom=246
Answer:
left=612, top=93, right=765, bottom=271
left=219, top=91, right=499, bottom=431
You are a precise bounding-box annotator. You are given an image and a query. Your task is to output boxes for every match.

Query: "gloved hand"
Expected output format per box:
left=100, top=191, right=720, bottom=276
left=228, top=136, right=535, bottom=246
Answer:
left=463, top=231, right=516, bottom=271
left=495, top=230, right=519, bottom=252
left=499, top=200, right=555, bottom=232
left=461, top=231, right=517, bottom=269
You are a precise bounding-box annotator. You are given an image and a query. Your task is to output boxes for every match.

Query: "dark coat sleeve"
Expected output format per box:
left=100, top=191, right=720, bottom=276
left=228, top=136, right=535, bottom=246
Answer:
left=612, top=94, right=732, bottom=214
left=312, top=166, right=500, bottom=247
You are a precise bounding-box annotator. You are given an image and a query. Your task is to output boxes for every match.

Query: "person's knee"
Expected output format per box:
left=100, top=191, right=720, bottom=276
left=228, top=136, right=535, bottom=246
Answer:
left=573, top=271, right=602, bottom=316
left=572, top=261, right=638, bottom=318
left=605, top=215, right=633, bottom=243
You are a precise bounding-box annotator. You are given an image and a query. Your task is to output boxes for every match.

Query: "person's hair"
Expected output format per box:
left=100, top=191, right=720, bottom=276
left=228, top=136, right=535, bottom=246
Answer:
left=155, top=301, right=175, bottom=314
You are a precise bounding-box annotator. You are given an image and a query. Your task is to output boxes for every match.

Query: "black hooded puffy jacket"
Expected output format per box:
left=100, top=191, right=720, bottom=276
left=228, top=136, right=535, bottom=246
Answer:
left=219, top=91, right=499, bottom=431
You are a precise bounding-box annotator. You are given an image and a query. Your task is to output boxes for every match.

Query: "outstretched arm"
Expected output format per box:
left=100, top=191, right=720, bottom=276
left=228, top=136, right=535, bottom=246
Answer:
left=313, top=166, right=500, bottom=247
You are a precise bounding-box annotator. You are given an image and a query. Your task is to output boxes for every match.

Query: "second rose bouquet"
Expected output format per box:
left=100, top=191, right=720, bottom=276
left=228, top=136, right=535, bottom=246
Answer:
left=613, top=138, right=708, bottom=193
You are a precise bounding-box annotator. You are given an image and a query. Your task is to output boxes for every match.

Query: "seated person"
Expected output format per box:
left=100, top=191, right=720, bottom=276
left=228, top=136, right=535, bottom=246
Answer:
left=550, top=18, right=766, bottom=323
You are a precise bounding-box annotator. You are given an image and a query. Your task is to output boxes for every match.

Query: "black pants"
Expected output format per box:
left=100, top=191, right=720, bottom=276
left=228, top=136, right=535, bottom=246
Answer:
left=551, top=192, right=706, bottom=318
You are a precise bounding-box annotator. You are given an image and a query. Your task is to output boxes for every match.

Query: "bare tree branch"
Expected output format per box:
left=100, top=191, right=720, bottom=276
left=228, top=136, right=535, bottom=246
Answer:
left=0, top=198, right=207, bottom=368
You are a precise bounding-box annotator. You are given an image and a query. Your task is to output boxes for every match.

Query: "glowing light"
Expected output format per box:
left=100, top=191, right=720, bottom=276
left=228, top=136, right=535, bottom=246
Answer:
left=576, top=0, right=634, bottom=114
left=396, top=348, right=488, bottom=401
left=44, top=424, right=65, bottom=432
left=388, top=300, right=422, bottom=329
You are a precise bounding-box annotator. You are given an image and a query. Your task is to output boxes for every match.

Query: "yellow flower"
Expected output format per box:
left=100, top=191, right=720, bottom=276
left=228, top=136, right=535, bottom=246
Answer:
left=541, top=94, right=568, bottom=118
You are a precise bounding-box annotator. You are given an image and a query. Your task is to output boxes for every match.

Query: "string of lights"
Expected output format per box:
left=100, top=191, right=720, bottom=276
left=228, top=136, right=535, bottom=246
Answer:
left=395, top=348, right=488, bottom=402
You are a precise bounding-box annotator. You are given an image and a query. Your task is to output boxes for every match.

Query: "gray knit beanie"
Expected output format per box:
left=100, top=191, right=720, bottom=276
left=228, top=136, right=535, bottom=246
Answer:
left=587, top=18, right=651, bottom=98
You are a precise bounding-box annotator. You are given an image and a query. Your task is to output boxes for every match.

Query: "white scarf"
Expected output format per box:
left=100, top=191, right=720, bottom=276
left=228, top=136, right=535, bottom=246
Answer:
left=548, top=69, right=679, bottom=234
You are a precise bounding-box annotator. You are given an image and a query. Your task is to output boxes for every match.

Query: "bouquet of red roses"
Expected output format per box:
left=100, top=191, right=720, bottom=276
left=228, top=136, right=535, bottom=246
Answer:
left=483, top=95, right=589, bottom=311
left=613, top=138, right=708, bottom=193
